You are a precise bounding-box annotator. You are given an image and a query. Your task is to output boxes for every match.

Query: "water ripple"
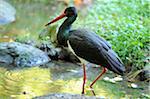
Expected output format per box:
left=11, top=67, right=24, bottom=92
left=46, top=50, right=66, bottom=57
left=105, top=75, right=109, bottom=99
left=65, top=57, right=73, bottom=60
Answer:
left=0, top=68, right=24, bottom=96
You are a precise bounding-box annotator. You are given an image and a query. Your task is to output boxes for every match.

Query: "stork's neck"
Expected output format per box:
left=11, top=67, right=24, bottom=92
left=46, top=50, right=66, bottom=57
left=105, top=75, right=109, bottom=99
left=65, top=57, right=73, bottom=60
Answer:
left=57, top=15, right=77, bottom=40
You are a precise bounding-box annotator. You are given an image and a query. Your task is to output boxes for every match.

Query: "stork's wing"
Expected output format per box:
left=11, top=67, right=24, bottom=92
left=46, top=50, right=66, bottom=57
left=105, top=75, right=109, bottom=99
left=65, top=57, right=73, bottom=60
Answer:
left=68, top=29, right=125, bottom=75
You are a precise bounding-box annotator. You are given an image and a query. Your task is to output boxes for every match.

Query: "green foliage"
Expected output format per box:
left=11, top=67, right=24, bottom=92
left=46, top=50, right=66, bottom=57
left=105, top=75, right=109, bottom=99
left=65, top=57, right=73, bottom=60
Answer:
left=75, top=0, right=150, bottom=71
left=39, top=25, right=58, bottom=44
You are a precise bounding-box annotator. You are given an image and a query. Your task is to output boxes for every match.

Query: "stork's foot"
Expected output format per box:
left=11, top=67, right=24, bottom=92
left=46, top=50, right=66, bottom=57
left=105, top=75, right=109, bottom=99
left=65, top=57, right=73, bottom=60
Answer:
left=81, top=87, right=85, bottom=94
left=81, top=91, right=84, bottom=95
left=90, top=86, right=96, bottom=96
left=88, top=67, right=107, bottom=96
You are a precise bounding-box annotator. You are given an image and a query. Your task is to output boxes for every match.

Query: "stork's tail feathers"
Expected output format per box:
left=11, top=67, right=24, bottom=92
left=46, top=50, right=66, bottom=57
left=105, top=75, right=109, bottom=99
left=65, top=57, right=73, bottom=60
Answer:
left=106, top=50, right=125, bottom=75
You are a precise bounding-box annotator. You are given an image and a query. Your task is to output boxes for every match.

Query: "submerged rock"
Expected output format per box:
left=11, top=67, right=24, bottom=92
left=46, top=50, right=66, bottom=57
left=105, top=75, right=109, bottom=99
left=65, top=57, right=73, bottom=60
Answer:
left=0, top=42, right=50, bottom=67
left=34, top=93, right=104, bottom=99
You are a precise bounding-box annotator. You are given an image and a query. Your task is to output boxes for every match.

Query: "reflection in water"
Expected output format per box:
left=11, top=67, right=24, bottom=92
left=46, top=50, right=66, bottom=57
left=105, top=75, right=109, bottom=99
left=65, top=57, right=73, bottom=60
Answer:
left=0, top=66, right=84, bottom=98
left=0, top=64, right=124, bottom=98
left=0, top=67, right=53, bottom=98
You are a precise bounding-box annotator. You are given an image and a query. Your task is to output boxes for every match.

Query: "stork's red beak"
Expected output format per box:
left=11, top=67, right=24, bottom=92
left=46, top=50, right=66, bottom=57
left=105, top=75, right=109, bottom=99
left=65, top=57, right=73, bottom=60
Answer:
left=45, top=13, right=66, bottom=26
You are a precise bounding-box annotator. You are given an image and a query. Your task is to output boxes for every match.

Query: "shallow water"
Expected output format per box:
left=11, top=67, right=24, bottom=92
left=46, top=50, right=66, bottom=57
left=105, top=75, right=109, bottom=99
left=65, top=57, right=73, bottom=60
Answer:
left=0, top=61, right=86, bottom=98
left=0, top=67, right=50, bottom=98
left=0, top=61, right=149, bottom=98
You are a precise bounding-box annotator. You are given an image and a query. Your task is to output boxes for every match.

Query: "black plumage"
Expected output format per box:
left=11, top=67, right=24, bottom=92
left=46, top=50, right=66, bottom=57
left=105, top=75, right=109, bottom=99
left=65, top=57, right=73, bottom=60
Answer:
left=69, top=29, right=125, bottom=75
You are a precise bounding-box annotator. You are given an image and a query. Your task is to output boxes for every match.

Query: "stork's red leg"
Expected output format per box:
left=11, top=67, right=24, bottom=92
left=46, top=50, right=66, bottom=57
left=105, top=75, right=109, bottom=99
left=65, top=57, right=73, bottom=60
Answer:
left=82, top=63, right=87, bottom=94
left=90, top=66, right=107, bottom=95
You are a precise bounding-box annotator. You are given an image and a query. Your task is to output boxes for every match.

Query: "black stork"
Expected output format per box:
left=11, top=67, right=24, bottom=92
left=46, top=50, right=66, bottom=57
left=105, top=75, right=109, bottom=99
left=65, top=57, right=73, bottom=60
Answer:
left=45, top=7, right=125, bottom=95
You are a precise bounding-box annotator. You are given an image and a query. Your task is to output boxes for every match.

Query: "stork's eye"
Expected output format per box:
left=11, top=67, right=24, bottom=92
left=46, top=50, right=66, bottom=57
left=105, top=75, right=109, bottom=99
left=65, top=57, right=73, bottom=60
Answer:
left=69, top=12, right=74, bottom=15
left=64, top=7, right=77, bottom=17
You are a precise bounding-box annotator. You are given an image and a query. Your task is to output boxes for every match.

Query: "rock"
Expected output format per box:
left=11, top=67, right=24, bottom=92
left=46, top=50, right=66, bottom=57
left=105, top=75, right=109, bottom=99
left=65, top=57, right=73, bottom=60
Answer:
left=0, top=42, right=50, bottom=67
left=112, top=76, right=123, bottom=82
left=103, top=77, right=110, bottom=81
left=138, top=70, right=150, bottom=82
left=38, top=40, right=80, bottom=63
left=58, top=48, right=81, bottom=63
left=103, top=76, right=123, bottom=83
left=37, top=40, right=58, bottom=60
left=0, top=52, right=13, bottom=64
left=130, top=83, right=138, bottom=89
left=0, top=0, right=16, bottom=25
left=34, top=93, right=104, bottom=99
